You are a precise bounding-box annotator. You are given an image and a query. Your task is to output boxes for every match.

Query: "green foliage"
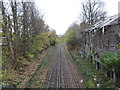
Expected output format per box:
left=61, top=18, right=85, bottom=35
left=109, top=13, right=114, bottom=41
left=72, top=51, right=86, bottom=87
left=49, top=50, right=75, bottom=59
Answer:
left=65, top=22, right=92, bottom=49
left=48, top=31, right=57, bottom=45
left=39, top=85, right=45, bottom=88
left=100, top=52, right=120, bottom=70
left=67, top=50, right=115, bottom=88
left=0, top=19, right=2, bottom=28
left=0, top=32, right=2, bottom=37
left=38, top=32, right=50, bottom=46
left=85, top=80, right=95, bottom=88
left=1, top=69, right=8, bottom=80
left=28, top=38, right=43, bottom=53
left=27, top=46, right=56, bottom=88
left=2, top=1, right=58, bottom=88
left=27, top=53, right=35, bottom=59
left=26, top=31, right=57, bottom=59
left=65, top=30, right=77, bottom=49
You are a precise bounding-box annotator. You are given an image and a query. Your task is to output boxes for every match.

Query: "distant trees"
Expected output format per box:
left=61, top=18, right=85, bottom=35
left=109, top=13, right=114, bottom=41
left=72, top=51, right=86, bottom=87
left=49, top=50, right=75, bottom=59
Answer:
left=80, top=0, right=107, bottom=25
left=65, top=23, right=80, bottom=50
left=49, top=30, right=57, bottom=45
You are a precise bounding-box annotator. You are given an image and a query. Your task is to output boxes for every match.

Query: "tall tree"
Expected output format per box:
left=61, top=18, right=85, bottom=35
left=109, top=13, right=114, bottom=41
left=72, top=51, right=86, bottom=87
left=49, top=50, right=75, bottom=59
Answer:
left=10, top=0, right=19, bottom=55
left=2, top=1, right=15, bottom=62
left=80, top=0, right=107, bottom=25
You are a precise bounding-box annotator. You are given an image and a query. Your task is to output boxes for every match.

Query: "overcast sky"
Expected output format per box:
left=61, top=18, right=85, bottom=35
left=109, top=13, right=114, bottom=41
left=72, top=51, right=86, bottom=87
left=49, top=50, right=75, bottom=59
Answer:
left=35, top=0, right=120, bottom=35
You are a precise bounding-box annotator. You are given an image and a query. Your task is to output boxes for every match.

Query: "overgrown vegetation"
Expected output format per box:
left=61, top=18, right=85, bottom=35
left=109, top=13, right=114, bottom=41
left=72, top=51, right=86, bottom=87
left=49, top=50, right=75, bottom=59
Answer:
left=65, top=22, right=120, bottom=88
left=65, top=30, right=77, bottom=49
left=65, top=22, right=92, bottom=50
left=65, top=0, right=120, bottom=88
left=1, top=0, right=57, bottom=87
left=100, top=52, right=120, bottom=87
left=67, top=49, right=115, bottom=88
left=27, top=46, right=56, bottom=88
left=100, top=52, right=120, bottom=71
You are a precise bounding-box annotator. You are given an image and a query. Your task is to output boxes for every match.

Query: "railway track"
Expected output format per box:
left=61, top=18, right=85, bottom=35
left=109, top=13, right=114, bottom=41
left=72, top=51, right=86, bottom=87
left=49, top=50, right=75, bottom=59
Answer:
left=46, top=43, right=83, bottom=88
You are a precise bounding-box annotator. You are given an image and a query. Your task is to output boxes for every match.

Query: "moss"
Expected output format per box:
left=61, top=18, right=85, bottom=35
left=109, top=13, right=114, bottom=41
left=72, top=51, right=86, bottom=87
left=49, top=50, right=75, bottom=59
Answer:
left=39, top=85, right=45, bottom=88
left=85, top=80, right=95, bottom=88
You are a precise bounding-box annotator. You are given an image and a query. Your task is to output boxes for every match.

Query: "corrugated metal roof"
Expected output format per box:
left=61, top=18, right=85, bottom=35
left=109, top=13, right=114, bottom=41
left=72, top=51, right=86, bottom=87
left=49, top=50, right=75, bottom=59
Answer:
left=93, top=14, right=120, bottom=29
left=101, top=14, right=119, bottom=27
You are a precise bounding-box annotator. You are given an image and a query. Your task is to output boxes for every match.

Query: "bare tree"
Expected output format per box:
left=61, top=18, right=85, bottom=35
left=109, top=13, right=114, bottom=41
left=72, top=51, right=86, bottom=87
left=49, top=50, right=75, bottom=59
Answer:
left=2, top=1, right=15, bottom=62
left=80, top=0, right=107, bottom=25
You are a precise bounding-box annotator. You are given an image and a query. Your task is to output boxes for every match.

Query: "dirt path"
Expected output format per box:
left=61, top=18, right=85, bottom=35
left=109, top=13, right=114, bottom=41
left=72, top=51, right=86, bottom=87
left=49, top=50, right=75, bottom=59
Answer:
left=46, top=43, right=83, bottom=88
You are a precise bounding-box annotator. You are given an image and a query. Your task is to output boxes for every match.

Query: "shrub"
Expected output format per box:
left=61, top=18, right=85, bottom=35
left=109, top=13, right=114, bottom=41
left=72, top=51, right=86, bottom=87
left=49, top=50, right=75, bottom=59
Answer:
left=100, top=52, right=120, bottom=71
left=65, top=30, right=78, bottom=49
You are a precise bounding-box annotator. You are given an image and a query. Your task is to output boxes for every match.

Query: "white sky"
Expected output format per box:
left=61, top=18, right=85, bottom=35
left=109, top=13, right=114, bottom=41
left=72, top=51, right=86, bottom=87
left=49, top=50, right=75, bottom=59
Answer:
left=34, top=0, right=120, bottom=35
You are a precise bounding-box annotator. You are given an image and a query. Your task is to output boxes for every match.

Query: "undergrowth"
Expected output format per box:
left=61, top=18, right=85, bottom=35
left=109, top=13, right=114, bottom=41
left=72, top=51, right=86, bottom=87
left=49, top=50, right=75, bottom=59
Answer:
left=67, top=49, right=115, bottom=88
left=27, top=46, right=56, bottom=88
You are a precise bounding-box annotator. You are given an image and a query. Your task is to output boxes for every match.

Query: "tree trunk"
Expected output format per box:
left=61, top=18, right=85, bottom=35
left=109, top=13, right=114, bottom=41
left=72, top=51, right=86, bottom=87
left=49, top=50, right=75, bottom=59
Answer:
left=2, top=1, right=15, bottom=63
